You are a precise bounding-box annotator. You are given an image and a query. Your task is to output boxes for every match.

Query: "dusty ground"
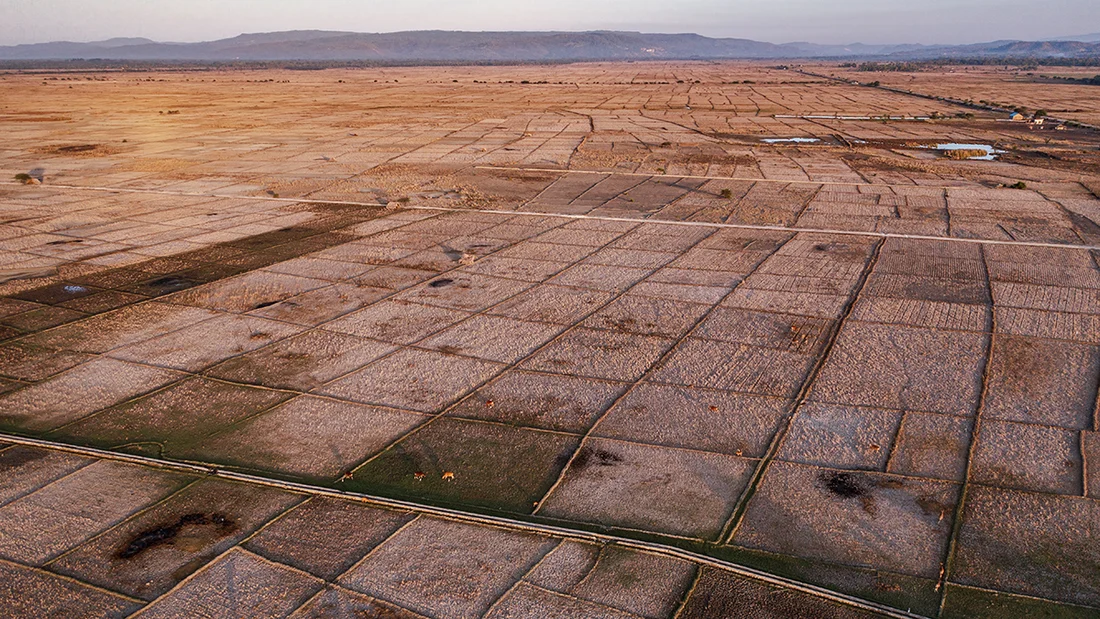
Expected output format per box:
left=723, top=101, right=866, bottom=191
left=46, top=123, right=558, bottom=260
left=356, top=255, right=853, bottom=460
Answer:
left=1, top=61, right=1099, bottom=618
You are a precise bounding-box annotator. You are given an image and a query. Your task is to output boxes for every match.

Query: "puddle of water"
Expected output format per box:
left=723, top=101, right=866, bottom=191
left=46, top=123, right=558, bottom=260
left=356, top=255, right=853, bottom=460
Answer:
left=932, top=143, right=1004, bottom=161
left=761, top=137, right=821, bottom=144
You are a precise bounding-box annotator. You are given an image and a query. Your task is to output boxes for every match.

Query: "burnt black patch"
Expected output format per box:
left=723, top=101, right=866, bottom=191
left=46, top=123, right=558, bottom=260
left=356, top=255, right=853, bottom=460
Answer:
left=138, top=276, right=199, bottom=296
left=916, top=495, right=949, bottom=518
left=812, top=242, right=863, bottom=260
left=572, top=448, right=591, bottom=470
left=118, top=513, right=235, bottom=559
left=428, top=279, right=454, bottom=288
left=594, top=449, right=623, bottom=465
left=55, top=144, right=98, bottom=153
left=571, top=447, right=623, bottom=472
left=819, top=471, right=870, bottom=499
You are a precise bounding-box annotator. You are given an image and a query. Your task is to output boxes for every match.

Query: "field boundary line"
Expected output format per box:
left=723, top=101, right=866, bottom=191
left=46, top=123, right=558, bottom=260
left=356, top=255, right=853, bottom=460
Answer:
left=0, top=431, right=927, bottom=619
left=5, top=181, right=1099, bottom=251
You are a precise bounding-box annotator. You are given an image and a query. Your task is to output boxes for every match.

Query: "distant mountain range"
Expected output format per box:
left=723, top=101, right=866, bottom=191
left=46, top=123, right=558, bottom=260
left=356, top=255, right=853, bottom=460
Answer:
left=1047, top=33, right=1100, bottom=43
left=1, top=30, right=1099, bottom=62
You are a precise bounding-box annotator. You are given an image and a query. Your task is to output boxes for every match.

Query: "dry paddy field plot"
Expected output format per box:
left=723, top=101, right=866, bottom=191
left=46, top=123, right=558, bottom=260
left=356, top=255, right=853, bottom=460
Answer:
left=2, top=61, right=1100, bottom=618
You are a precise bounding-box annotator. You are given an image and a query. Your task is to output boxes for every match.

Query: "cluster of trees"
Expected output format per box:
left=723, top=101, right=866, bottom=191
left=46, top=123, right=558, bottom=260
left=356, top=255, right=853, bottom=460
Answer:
left=1045, top=74, right=1100, bottom=85
left=919, top=57, right=1100, bottom=67
left=846, top=58, right=1100, bottom=72
left=850, top=62, right=925, bottom=72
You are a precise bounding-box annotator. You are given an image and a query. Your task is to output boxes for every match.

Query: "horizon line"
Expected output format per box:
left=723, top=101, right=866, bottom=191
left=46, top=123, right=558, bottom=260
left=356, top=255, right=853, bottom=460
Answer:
left=3, top=28, right=1095, bottom=49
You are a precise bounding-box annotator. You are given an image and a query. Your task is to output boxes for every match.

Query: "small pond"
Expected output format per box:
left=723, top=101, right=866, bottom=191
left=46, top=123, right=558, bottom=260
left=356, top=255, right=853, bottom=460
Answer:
left=761, top=137, right=821, bottom=144
left=933, top=143, right=1004, bottom=161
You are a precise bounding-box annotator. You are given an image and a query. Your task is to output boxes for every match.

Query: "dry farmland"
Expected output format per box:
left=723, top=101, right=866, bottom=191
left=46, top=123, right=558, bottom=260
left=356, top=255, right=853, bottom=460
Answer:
left=819, top=63, right=1100, bottom=127
left=1, top=62, right=1100, bottom=618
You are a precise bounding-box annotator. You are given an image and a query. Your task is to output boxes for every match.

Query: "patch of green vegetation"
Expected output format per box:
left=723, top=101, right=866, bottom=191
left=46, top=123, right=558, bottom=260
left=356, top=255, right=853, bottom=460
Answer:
left=720, top=188, right=733, bottom=199
left=597, top=546, right=646, bottom=588
left=942, top=584, right=1096, bottom=619
left=1047, top=75, right=1100, bottom=86
left=1011, top=181, right=1028, bottom=190
left=118, top=442, right=166, bottom=459
left=14, top=173, right=31, bottom=182
left=709, top=546, right=942, bottom=617
left=344, top=418, right=579, bottom=514
left=45, top=380, right=293, bottom=454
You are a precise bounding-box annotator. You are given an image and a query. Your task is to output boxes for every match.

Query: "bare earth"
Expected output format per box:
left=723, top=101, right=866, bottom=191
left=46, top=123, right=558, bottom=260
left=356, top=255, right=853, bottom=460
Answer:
left=1, top=62, right=1099, bottom=619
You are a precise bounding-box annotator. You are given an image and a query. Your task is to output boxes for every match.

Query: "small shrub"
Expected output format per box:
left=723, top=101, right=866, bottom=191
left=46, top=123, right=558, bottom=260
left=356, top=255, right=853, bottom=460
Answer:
left=720, top=188, right=733, bottom=199
left=1011, top=181, right=1028, bottom=190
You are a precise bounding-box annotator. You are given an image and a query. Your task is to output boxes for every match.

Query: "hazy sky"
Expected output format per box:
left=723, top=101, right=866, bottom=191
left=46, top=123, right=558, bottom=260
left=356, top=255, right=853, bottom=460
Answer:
left=1, top=0, right=1097, bottom=46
